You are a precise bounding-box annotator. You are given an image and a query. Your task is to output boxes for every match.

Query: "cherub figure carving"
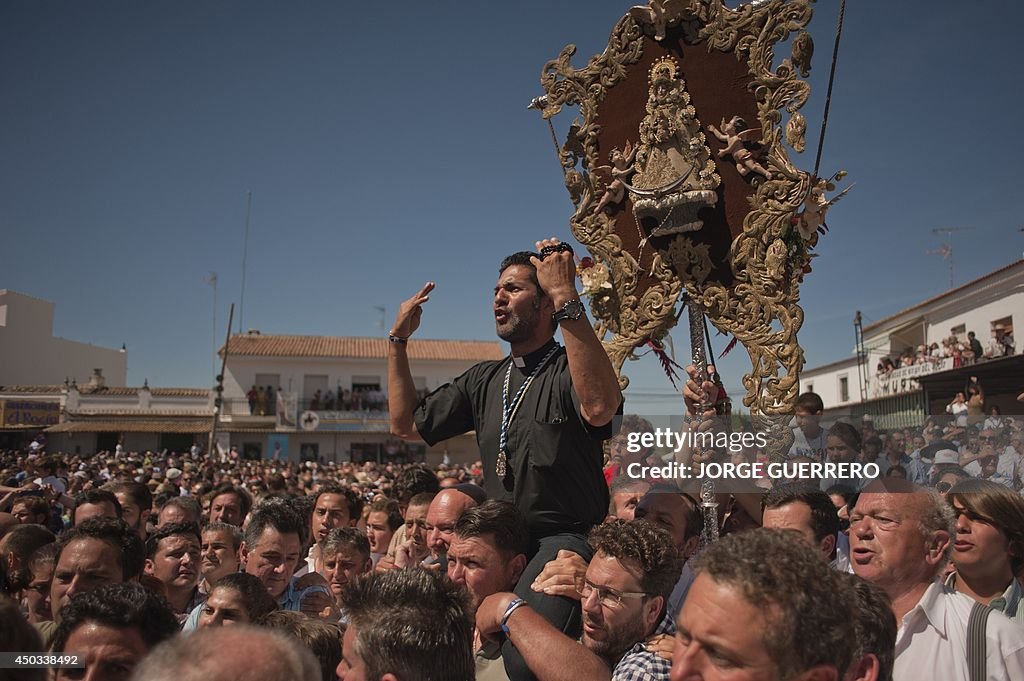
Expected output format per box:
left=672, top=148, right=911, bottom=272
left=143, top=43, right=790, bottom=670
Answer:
left=796, top=174, right=851, bottom=241
left=791, top=31, right=814, bottom=78
left=763, top=238, right=788, bottom=284
left=594, top=141, right=637, bottom=214
left=628, top=1, right=676, bottom=41
left=706, top=116, right=770, bottom=179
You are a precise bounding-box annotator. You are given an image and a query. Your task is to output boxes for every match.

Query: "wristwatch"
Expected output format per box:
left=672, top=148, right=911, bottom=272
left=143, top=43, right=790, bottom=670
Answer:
left=553, top=298, right=585, bottom=323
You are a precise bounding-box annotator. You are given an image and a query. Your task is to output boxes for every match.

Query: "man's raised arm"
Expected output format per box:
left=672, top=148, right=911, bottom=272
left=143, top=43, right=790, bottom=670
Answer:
left=387, top=282, right=434, bottom=441
left=533, top=238, right=622, bottom=427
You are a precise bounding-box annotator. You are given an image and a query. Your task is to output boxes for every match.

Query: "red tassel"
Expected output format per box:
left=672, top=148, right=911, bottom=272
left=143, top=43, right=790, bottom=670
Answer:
left=646, top=340, right=684, bottom=390
left=718, top=336, right=739, bottom=360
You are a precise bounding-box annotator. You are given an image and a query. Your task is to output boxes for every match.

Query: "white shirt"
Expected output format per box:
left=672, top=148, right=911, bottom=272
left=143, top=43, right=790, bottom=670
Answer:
left=997, top=447, right=1021, bottom=482
left=893, top=582, right=1024, bottom=681
left=788, top=427, right=826, bottom=461
left=33, top=475, right=66, bottom=495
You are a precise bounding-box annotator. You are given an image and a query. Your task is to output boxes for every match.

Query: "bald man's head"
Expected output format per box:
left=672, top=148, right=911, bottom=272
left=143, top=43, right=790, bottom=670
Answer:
left=130, top=626, right=320, bottom=681
left=426, top=489, right=478, bottom=560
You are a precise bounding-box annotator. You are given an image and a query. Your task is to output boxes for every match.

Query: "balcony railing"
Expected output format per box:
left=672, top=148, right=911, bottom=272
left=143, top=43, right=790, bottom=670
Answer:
left=868, top=357, right=953, bottom=399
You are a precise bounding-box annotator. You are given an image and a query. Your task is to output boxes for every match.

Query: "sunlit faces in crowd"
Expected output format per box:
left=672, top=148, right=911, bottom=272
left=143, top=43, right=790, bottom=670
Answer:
left=311, top=488, right=358, bottom=546
left=144, top=523, right=201, bottom=614
left=72, top=490, right=122, bottom=526
left=198, top=586, right=250, bottom=628
left=156, top=497, right=201, bottom=528
left=365, top=498, right=402, bottom=557
left=11, top=496, right=49, bottom=525
left=848, top=490, right=951, bottom=593
left=319, top=528, right=372, bottom=604
left=199, top=523, right=242, bottom=588
left=57, top=620, right=148, bottom=681
left=424, top=489, right=477, bottom=560
left=760, top=485, right=839, bottom=562
left=633, top=487, right=700, bottom=556
left=208, top=487, right=250, bottom=527
left=579, top=552, right=662, bottom=663
left=947, top=479, right=1024, bottom=605
left=446, top=501, right=529, bottom=605
left=106, top=482, right=152, bottom=539
left=672, top=530, right=857, bottom=681
left=198, top=573, right=278, bottom=629
left=242, top=504, right=305, bottom=600
left=401, top=494, right=434, bottom=562
left=50, top=519, right=144, bottom=621
left=52, top=583, right=178, bottom=681
left=23, top=547, right=56, bottom=623
left=674, top=572, right=781, bottom=681
left=607, top=478, right=650, bottom=522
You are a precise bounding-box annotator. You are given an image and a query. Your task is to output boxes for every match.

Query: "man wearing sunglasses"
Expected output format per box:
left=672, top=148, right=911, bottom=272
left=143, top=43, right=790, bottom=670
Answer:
left=476, top=519, right=682, bottom=681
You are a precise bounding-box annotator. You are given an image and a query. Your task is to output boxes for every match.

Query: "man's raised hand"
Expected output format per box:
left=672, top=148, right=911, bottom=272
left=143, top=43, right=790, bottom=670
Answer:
left=391, top=281, right=435, bottom=339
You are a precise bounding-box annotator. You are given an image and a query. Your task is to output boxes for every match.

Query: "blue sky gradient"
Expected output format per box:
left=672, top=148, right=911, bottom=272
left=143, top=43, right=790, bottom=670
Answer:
left=2, top=1, right=1020, bottom=409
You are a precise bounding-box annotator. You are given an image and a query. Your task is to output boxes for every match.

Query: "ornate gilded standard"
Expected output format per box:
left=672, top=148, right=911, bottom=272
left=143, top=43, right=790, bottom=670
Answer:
left=534, top=0, right=846, bottom=459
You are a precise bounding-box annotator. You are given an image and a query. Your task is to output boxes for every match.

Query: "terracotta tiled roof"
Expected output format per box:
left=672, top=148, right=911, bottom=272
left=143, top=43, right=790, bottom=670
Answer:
left=0, top=385, right=64, bottom=394
left=222, top=335, right=505, bottom=362
left=0, top=386, right=208, bottom=397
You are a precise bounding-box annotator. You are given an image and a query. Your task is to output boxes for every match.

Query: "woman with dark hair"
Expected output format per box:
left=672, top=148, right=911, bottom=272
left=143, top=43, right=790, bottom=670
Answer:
left=946, top=479, right=1024, bottom=623
left=819, top=421, right=868, bottom=491
left=185, top=572, right=278, bottom=630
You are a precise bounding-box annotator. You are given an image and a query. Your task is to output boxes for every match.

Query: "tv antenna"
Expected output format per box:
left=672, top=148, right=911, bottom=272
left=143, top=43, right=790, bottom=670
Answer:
left=927, top=226, right=975, bottom=289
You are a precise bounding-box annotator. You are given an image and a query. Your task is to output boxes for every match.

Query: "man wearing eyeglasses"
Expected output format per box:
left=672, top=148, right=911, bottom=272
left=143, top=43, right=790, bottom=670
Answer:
left=476, top=519, right=682, bottom=681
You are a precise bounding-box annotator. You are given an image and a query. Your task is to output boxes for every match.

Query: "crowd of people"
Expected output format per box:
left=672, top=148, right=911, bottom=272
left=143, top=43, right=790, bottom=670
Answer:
left=875, top=328, right=1016, bottom=379
left=1, top=241, right=1021, bottom=681
left=305, top=388, right=389, bottom=414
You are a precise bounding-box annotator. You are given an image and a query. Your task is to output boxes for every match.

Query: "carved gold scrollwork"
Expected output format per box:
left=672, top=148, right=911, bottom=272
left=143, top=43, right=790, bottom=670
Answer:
left=539, top=0, right=819, bottom=443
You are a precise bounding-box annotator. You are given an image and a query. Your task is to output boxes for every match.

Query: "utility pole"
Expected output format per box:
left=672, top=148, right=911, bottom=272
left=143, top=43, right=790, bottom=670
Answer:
left=854, top=310, right=868, bottom=403
left=927, top=226, right=975, bottom=289
left=209, top=303, right=234, bottom=458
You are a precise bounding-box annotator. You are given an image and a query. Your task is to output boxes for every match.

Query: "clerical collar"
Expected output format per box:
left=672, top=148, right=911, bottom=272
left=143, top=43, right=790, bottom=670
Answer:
left=511, top=339, right=559, bottom=373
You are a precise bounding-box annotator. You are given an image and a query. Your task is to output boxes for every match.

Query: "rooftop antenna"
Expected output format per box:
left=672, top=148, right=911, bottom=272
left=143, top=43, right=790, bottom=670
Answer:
left=238, top=191, right=252, bottom=333
left=927, top=226, right=975, bottom=289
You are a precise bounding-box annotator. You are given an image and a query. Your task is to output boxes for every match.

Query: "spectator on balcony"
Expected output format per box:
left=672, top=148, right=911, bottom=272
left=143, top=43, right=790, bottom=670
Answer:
left=946, top=391, right=968, bottom=427
left=968, top=331, right=985, bottom=362
left=247, top=385, right=259, bottom=415
left=324, top=389, right=335, bottom=411
left=256, top=388, right=267, bottom=416
left=999, top=328, right=1016, bottom=356
left=310, top=390, right=321, bottom=412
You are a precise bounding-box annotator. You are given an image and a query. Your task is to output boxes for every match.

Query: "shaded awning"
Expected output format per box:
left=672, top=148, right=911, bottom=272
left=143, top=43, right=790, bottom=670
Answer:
left=863, top=317, right=924, bottom=352
left=47, top=420, right=212, bottom=434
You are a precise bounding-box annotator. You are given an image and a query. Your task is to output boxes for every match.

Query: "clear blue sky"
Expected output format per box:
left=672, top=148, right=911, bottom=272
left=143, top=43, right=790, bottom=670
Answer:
left=2, top=1, right=1021, bottom=410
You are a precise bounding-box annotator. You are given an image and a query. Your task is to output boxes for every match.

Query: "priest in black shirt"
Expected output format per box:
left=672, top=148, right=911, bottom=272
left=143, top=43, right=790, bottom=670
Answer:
left=388, top=237, right=623, bottom=681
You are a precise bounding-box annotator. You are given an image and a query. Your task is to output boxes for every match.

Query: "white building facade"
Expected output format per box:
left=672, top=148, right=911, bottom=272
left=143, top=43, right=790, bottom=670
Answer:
left=0, top=290, right=127, bottom=388
left=799, top=260, right=1022, bottom=428
left=217, top=332, right=504, bottom=464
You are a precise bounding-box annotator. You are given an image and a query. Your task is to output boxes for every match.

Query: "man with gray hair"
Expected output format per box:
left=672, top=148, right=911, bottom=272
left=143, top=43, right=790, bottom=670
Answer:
left=130, top=625, right=321, bottom=681
left=849, top=479, right=1024, bottom=680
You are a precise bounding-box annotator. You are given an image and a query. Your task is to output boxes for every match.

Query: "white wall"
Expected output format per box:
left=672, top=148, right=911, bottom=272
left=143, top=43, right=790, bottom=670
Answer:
left=0, top=290, right=127, bottom=387
left=803, top=262, right=1022, bottom=411
left=799, top=357, right=862, bottom=409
